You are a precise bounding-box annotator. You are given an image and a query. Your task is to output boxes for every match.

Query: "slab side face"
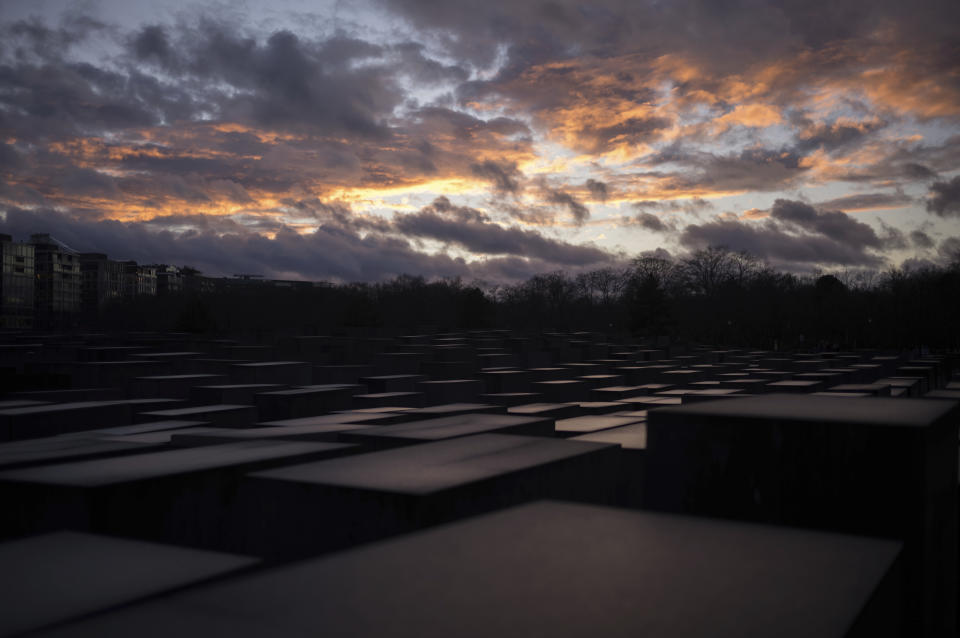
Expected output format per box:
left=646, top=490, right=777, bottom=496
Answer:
left=31, top=502, right=901, bottom=638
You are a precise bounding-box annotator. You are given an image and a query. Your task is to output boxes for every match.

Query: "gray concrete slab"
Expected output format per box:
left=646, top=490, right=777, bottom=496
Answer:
left=0, top=531, right=256, bottom=638
left=645, top=394, right=958, bottom=637
left=29, top=501, right=902, bottom=638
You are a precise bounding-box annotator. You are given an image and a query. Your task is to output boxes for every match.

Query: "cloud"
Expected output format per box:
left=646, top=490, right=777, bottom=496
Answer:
left=631, top=198, right=713, bottom=215
left=678, top=199, right=903, bottom=270
left=56, top=168, right=121, bottom=198
left=926, top=176, right=960, bottom=217
left=793, top=118, right=887, bottom=154
left=769, top=199, right=885, bottom=250
left=631, top=212, right=674, bottom=233
left=539, top=182, right=590, bottom=224
left=638, top=146, right=808, bottom=195
left=470, top=160, right=522, bottom=195
left=585, top=179, right=608, bottom=201
left=815, top=191, right=912, bottom=211
left=939, top=237, right=960, bottom=263
left=393, top=197, right=612, bottom=265
left=911, top=229, right=935, bottom=249
left=0, top=198, right=618, bottom=282
left=2, top=2, right=959, bottom=279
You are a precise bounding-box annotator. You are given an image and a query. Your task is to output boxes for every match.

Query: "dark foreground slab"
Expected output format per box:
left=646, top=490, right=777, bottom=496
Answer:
left=0, top=440, right=355, bottom=550
left=30, top=501, right=902, bottom=638
left=240, top=434, right=618, bottom=558
left=571, top=422, right=648, bottom=507
left=645, top=394, right=958, bottom=638
left=0, top=531, right=255, bottom=638
left=335, top=413, right=553, bottom=447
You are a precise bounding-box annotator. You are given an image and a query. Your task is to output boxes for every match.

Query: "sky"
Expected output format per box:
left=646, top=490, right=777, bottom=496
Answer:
left=1, top=0, right=959, bottom=282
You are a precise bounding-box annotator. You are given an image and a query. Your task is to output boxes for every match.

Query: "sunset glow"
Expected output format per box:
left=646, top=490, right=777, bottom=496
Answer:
left=1, top=0, right=958, bottom=281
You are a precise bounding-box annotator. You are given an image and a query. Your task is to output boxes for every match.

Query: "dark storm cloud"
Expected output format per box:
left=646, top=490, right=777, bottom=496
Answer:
left=470, top=160, right=522, bottom=195
left=575, top=116, right=673, bottom=154
left=539, top=182, right=590, bottom=224
left=911, top=229, right=935, bottom=249
left=821, top=136, right=960, bottom=186
left=678, top=199, right=901, bottom=269
left=0, top=61, right=165, bottom=139
left=792, top=118, right=888, bottom=154
left=393, top=197, right=611, bottom=265
left=0, top=206, right=469, bottom=281
left=5, top=14, right=113, bottom=62
left=631, top=198, right=714, bottom=215
left=939, top=237, right=960, bottom=262
left=632, top=212, right=673, bottom=233
left=878, top=222, right=908, bottom=250
left=769, top=200, right=884, bottom=249
left=585, top=179, right=608, bottom=201
left=680, top=219, right=886, bottom=269
left=125, top=22, right=402, bottom=138
left=642, top=146, right=807, bottom=194
left=412, top=107, right=530, bottom=139
left=131, top=25, right=171, bottom=63
left=0, top=144, right=24, bottom=169
left=926, top=176, right=960, bottom=217
left=2, top=0, right=957, bottom=281
left=816, top=192, right=913, bottom=211
left=381, top=0, right=960, bottom=77
left=57, top=168, right=121, bottom=198
left=0, top=199, right=618, bottom=281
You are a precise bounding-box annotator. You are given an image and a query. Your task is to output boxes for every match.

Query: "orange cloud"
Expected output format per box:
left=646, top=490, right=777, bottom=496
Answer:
left=712, top=103, right=782, bottom=132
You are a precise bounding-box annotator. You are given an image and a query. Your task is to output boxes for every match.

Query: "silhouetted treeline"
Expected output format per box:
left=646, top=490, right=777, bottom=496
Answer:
left=94, top=246, right=960, bottom=350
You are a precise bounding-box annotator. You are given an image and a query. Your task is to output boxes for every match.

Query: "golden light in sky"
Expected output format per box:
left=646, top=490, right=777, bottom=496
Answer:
left=0, top=0, right=958, bottom=281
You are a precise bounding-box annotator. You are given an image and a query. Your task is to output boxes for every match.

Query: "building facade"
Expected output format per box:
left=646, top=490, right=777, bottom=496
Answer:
left=79, top=253, right=124, bottom=320
left=31, top=233, right=80, bottom=327
left=154, top=265, right=184, bottom=295
left=0, top=234, right=35, bottom=329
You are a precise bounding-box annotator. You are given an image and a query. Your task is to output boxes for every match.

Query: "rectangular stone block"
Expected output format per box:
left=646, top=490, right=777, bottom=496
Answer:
left=135, top=404, right=257, bottom=427
left=231, top=361, right=312, bottom=385
left=508, top=402, right=582, bottom=420
left=255, top=384, right=360, bottom=420
left=131, top=374, right=228, bottom=399
left=351, top=392, right=425, bottom=409
left=31, top=501, right=903, bottom=638
left=241, top=437, right=619, bottom=558
left=0, top=440, right=355, bottom=549
left=0, top=531, right=255, bottom=638
left=359, top=374, right=426, bottom=393
left=477, top=392, right=541, bottom=406
left=337, top=413, right=553, bottom=447
left=190, top=384, right=285, bottom=405
left=555, top=415, right=644, bottom=437
left=416, top=379, right=484, bottom=404
left=645, top=394, right=958, bottom=637
left=0, top=399, right=183, bottom=441
left=0, top=436, right=165, bottom=470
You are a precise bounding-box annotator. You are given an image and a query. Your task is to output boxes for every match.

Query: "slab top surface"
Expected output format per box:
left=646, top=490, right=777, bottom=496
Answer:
left=250, top=434, right=613, bottom=494
left=29, top=501, right=901, bottom=638
left=555, top=415, right=644, bottom=433
left=339, top=413, right=545, bottom=441
left=571, top=422, right=648, bottom=449
left=651, top=393, right=958, bottom=427
left=0, top=440, right=353, bottom=487
left=0, top=531, right=255, bottom=638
